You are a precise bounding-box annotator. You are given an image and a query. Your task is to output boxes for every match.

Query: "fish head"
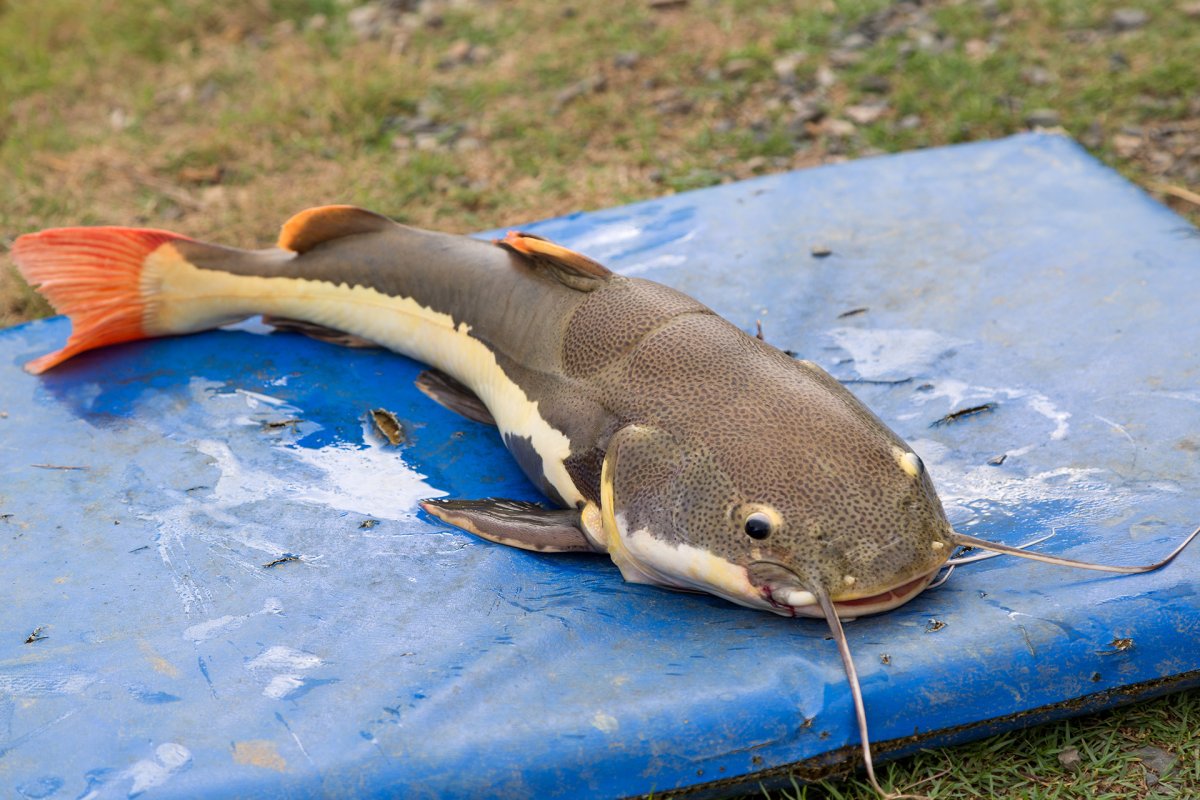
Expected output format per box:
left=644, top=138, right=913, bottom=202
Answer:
left=598, top=346, right=953, bottom=619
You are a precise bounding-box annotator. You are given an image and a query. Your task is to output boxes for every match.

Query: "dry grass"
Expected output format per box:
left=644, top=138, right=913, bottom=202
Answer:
left=5, top=1, right=1197, bottom=329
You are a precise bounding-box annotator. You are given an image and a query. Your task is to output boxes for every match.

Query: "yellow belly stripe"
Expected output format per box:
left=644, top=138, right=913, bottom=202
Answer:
left=144, top=246, right=581, bottom=507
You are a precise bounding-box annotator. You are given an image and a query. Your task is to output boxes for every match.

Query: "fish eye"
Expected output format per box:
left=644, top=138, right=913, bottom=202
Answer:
left=744, top=512, right=773, bottom=540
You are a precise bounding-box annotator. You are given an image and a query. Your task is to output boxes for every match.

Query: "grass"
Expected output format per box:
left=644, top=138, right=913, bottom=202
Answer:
left=777, top=686, right=1200, bottom=799
left=2, top=0, right=1199, bottom=797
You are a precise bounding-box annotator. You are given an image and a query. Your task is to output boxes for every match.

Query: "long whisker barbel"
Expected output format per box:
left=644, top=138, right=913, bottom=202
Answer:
left=944, top=532, right=1056, bottom=566
left=949, top=524, right=1200, bottom=574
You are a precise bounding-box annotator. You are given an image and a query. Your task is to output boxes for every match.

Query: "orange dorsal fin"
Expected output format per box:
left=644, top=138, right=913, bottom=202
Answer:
left=498, top=231, right=612, bottom=290
left=11, top=227, right=191, bottom=373
left=277, top=205, right=396, bottom=253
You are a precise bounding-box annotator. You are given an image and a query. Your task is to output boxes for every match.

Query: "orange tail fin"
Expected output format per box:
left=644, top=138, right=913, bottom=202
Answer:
left=11, top=227, right=191, bottom=374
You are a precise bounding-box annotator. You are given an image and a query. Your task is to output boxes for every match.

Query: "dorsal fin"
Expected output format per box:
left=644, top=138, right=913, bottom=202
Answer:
left=278, top=205, right=395, bottom=253
left=497, top=231, right=612, bottom=290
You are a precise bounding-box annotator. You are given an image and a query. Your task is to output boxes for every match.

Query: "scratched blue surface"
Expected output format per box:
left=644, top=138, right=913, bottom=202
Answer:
left=2, top=133, right=1199, bottom=799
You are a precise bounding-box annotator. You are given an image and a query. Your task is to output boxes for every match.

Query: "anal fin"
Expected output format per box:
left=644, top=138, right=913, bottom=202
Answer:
left=415, top=369, right=496, bottom=426
left=420, top=498, right=599, bottom=553
left=262, top=315, right=380, bottom=349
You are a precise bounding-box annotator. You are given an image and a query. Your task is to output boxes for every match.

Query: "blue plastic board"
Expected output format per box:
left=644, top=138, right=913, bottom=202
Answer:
left=2, top=132, right=1199, bottom=799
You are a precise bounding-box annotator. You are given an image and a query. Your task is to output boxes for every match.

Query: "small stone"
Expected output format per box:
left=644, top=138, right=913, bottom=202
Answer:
left=1134, top=745, right=1177, bottom=781
left=859, top=75, right=890, bottom=93
left=305, top=13, right=327, bottom=31
left=811, top=245, right=832, bottom=258
left=1025, top=108, right=1060, bottom=128
left=845, top=103, right=888, bottom=125
left=912, top=28, right=940, bottom=52
left=414, top=132, right=441, bottom=151
left=772, top=52, right=805, bottom=83
left=824, top=118, right=857, bottom=138
left=554, top=75, right=607, bottom=109
left=1057, top=746, right=1082, bottom=773
left=1111, top=8, right=1149, bottom=31
left=1110, top=52, right=1130, bottom=72
left=652, top=89, right=692, bottom=115
left=840, top=32, right=870, bottom=50
left=440, top=39, right=474, bottom=67
left=348, top=3, right=384, bottom=40
left=1021, top=66, right=1054, bottom=86
left=1148, top=150, right=1174, bottom=173
left=722, top=58, right=756, bottom=79
left=964, top=38, right=990, bottom=60
left=988, top=453, right=1007, bottom=466
left=1112, top=133, right=1142, bottom=158
left=712, top=118, right=735, bottom=135
left=829, top=48, right=864, bottom=68
left=789, top=97, right=825, bottom=124
left=1185, top=2, right=1200, bottom=19
left=815, top=65, right=837, bottom=88
left=200, top=186, right=227, bottom=209
left=1080, top=121, right=1103, bottom=150
left=454, top=137, right=482, bottom=152
left=897, top=113, right=921, bottom=131
left=109, top=108, right=130, bottom=131
left=744, top=156, right=768, bottom=173
left=613, top=51, right=641, bottom=69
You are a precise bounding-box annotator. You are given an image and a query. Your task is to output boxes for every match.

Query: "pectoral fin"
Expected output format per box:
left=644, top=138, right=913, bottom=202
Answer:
left=420, top=498, right=600, bottom=553
left=414, top=369, right=497, bottom=426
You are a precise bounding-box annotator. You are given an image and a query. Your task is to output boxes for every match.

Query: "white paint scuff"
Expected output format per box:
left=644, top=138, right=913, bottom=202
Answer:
left=76, top=743, right=192, bottom=800
left=591, top=712, right=619, bottom=734
left=246, top=645, right=324, bottom=699
left=826, top=327, right=968, bottom=381
left=183, top=597, right=283, bottom=643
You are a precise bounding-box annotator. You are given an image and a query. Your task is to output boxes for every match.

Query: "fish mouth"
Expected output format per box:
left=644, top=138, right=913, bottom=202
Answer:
left=758, top=565, right=940, bottom=619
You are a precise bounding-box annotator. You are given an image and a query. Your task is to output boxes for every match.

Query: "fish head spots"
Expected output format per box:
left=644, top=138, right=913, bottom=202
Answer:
left=709, top=429, right=950, bottom=607
left=612, top=331, right=953, bottom=610
left=600, top=328, right=954, bottom=612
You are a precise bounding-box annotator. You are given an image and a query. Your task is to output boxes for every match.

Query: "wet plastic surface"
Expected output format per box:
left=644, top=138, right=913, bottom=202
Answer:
left=2, top=133, right=1199, bottom=799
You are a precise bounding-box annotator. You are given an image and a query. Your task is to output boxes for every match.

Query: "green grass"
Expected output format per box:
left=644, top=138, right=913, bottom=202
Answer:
left=2, top=1, right=1199, bottom=796
left=774, top=686, right=1200, bottom=799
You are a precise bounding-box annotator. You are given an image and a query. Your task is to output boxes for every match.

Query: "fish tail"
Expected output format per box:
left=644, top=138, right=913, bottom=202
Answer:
left=11, top=226, right=259, bottom=374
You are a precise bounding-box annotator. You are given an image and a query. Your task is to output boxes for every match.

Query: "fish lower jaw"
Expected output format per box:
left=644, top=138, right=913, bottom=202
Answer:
left=763, top=568, right=939, bottom=619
